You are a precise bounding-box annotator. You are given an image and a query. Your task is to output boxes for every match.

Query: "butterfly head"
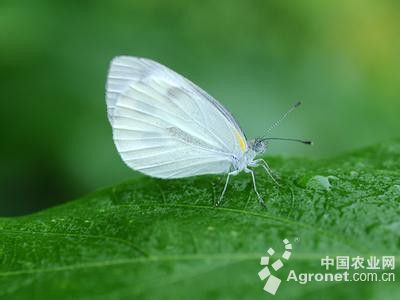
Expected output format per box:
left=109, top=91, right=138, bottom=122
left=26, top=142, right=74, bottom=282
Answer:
left=249, top=138, right=268, bottom=154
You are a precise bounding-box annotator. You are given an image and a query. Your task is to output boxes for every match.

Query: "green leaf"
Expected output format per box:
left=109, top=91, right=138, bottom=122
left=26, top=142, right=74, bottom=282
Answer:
left=1, top=140, right=399, bottom=300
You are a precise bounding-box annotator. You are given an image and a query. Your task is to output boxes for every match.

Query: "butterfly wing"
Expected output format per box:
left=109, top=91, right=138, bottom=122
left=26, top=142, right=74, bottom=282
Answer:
left=106, top=56, right=247, bottom=178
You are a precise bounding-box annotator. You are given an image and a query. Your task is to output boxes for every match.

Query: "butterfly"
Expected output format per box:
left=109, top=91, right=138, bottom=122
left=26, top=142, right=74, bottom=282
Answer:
left=106, top=56, right=311, bottom=206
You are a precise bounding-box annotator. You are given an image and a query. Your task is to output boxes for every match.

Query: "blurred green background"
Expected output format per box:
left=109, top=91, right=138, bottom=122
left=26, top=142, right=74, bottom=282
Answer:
left=1, top=0, right=399, bottom=216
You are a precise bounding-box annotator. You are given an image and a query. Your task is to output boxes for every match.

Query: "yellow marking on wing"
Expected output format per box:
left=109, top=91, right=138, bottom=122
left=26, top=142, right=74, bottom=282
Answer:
left=235, top=131, right=247, bottom=152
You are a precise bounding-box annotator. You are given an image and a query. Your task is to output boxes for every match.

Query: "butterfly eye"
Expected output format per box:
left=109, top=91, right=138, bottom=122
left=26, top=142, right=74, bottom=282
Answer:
left=251, top=139, right=266, bottom=153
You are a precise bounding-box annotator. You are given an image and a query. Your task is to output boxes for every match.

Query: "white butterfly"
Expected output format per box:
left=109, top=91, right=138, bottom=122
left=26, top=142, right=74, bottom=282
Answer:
left=106, top=56, right=310, bottom=206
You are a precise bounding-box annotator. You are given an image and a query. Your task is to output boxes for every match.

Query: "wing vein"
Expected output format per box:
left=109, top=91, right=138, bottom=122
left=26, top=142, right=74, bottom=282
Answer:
left=134, top=156, right=229, bottom=171
left=147, top=80, right=232, bottom=152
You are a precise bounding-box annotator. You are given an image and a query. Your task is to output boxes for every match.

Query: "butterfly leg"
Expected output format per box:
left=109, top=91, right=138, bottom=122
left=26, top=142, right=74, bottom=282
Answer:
left=251, top=159, right=281, bottom=187
left=245, top=167, right=266, bottom=207
left=216, top=170, right=239, bottom=207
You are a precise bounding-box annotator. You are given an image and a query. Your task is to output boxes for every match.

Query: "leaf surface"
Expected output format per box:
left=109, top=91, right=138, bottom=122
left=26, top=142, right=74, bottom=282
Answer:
left=1, top=141, right=399, bottom=299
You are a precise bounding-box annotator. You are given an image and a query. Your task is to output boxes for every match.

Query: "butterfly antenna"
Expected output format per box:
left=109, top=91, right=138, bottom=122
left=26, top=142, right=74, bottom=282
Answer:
left=262, top=101, right=301, bottom=139
left=263, top=137, right=313, bottom=145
